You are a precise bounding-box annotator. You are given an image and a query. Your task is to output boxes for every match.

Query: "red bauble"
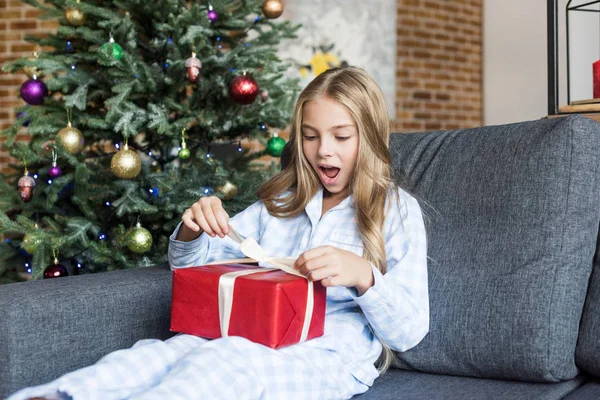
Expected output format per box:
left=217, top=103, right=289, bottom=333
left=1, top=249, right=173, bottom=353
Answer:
left=43, top=262, right=69, bottom=279
left=229, top=75, right=259, bottom=105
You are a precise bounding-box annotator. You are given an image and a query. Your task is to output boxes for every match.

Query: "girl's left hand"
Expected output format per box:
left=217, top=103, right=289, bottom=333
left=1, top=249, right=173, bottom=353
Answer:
left=293, top=246, right=374, bottom=295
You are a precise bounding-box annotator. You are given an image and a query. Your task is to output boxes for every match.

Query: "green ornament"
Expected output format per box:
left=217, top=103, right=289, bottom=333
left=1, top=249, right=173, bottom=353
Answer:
left=22, top=233, right=42, bottom=254
left=266, top=136, right=286, bottom=157
left=126, top=222, right=153, bottom=254
left=101, top=38, right=123, bottom=60
left=178, top=147, right=191, bottom=159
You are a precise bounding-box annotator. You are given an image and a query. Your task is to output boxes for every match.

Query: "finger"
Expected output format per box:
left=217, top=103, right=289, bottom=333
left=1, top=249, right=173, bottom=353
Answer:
left=181, top=209, right=200, bottom=232
left=319, top=275, right=338, bottom=287
left=294, top=246, right=332, bottom=269
left=211, top=199, right=230, bottom=235
left=200, top=199, right=224, bottom=237
left=189, top=203, right=213, bottom=236
left=194, top=212, right=215, bottom=237
left=296, top=254, right=331, bottom=278
left=307, top=264, right=339, bottom=283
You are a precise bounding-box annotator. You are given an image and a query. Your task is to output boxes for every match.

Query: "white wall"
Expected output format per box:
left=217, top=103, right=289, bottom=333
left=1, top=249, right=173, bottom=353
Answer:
left=484, top=0, right=599, bottom=125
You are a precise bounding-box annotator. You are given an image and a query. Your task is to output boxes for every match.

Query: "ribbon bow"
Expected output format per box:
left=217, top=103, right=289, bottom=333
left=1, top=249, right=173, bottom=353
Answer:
left=206, top=227, right=314, bottom=343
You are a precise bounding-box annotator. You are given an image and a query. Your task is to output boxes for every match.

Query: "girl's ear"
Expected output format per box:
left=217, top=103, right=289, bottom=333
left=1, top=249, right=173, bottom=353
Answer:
left=280, top=142, right=292, bottom=170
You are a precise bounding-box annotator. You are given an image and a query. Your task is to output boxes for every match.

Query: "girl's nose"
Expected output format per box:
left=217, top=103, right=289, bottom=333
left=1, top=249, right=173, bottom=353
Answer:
left=318, top=137, right=334, bottom=157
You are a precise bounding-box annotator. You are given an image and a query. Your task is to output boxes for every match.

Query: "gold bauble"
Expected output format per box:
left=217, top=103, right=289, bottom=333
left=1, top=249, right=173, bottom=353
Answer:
left=111, top=144, right=141, bottom=179
left=216, top=180, right=238, bottom=201
left=127, top=223, right=153, bottom=254
left=23, top=65, right=39, bottom=79
left=65, top=8, right=87, bottom=26
left=261, top=0, right=284, bottom=19
left=23, top=52, right=40, bottom=78
left=57, top=123, right=85, bottom=154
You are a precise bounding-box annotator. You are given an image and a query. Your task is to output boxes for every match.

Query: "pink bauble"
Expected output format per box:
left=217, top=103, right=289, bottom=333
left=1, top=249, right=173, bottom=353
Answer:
left=207, top=10, right=218, bottom=22
left=49, top=165, right=62, bottom=178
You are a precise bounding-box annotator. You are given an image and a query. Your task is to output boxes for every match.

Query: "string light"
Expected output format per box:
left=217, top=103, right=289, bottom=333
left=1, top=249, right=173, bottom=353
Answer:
left=105, top=201, right=111, bottom=206
left=148, top=151, right=153, bottom=156
left=47, top=179, right=53, bottom=185
left=33, top=174, right=38, bottom=179
left=98, top=234, right=106, bottom=240
left=114, top=143, right=120, bottom=149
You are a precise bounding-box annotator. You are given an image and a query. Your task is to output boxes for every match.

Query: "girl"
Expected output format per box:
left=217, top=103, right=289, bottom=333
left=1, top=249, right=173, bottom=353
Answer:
left=11, top=67, right=429, bottom=400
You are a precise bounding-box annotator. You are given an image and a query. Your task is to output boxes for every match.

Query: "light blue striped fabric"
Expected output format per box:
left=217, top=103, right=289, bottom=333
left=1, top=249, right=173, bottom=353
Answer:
left=8, top=187, right=429, bottom=400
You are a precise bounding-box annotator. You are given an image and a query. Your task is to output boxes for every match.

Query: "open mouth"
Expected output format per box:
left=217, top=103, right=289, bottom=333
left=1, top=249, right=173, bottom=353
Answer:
left=319, top=166, right=340, bottom=184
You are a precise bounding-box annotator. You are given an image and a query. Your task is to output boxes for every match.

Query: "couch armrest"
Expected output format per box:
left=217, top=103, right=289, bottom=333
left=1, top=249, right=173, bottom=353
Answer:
left=0, top=266, right=174, bottom=398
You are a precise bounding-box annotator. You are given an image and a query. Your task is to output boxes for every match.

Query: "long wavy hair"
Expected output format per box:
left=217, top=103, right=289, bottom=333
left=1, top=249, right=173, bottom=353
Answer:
left=257, top=66, right=398, bottom=372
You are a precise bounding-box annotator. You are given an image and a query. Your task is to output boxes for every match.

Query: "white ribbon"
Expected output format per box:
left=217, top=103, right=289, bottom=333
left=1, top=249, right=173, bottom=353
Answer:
left=207, top=233, right=314, bottom=343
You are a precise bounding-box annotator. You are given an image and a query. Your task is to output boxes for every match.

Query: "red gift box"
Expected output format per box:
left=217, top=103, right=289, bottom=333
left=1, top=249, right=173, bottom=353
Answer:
left=170, top=263, right=326, bottom=349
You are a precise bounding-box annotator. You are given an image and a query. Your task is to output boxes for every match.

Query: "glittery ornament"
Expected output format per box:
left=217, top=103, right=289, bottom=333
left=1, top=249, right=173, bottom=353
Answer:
left=229, top=74, right=259, bottom=105
left=266, top=135, right=286, bottom=157
left=101, top=37, right=123, bottom=60
left=185, top=52, right=202, bottom=83
left=111, top=143, right=141, bottom=179
left=216, top=180, right=238, bottom=201
left=22, top=233, right=42, bottom=254
left=49, top=162, right=62, bottom=178
left=17, top=170, right=35, bottom=202
left=43, top=258, right=69, bottom=279
left=20, top=78, right=48, bottom=105
left=65, top=7, right=87, bottom=26
left=57, top=123, right=85, bottom=154
left=127, top=222, right=153, bottom=254
left=261, top=0, right=284, bottom=19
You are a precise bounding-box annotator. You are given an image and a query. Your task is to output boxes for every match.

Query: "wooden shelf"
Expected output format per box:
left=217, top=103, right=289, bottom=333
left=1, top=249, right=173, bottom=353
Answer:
left=547, top=112, right=600, bottom=123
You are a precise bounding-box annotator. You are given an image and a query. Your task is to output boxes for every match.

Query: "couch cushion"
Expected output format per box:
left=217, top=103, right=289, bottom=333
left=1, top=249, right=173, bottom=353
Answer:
left=576, top=260, right=600, bottom=377
left=0, top=266, right=175, bottom=399
left=389, top=115, right=600, bottom=382
left=562, top=381, right=600, bottom=399
left=352, top=369, right=586, bottom=400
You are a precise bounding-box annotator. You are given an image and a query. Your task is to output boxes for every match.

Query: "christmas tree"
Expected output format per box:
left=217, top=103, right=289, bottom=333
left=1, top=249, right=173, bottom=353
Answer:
left=0, top=0, right=299, bottom=283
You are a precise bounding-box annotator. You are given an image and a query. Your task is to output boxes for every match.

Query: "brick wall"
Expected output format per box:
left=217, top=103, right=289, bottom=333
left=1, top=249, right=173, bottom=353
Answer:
left=0, top=0, right=482, bottom=172
left=394, top=0, right=482, bottom=132
left=0, top=0, right=56, bottom=172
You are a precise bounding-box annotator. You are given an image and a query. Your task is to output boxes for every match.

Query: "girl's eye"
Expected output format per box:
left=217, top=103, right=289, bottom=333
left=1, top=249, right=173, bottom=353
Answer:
left=303, top=135, right=318, bottom=141
left=336, top=136, right=350, bottom=141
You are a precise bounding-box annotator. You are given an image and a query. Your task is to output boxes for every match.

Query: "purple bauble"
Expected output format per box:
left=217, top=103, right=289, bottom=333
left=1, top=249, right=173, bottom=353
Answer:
left=207, top=10, right=218, bottom=22
left=20, top=79, right=48, bottom=106
left=49, top=165, right=62, bottom=178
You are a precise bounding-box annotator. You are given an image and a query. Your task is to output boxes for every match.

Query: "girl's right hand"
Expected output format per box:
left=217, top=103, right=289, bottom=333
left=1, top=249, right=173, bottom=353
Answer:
left=179, top=196, right=230, bottom=240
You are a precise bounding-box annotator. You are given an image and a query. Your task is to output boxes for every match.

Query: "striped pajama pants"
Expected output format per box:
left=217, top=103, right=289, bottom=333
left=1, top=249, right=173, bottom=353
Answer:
left=7, top=334, right=369, bottom=400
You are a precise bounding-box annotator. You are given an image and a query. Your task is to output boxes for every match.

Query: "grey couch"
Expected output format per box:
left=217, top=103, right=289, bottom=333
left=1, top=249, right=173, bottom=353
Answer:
left=2, top=115, right=600, bottom=399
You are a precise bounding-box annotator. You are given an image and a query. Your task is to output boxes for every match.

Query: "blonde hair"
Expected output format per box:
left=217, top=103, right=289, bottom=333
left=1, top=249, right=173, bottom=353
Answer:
left=257, top=67, right=398, bottom=373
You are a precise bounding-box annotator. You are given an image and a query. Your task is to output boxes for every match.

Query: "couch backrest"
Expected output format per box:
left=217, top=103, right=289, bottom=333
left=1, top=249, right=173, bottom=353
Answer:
left=389, top=115, right=600, bottom=382
left=575, top=248, right=600, bottom=377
